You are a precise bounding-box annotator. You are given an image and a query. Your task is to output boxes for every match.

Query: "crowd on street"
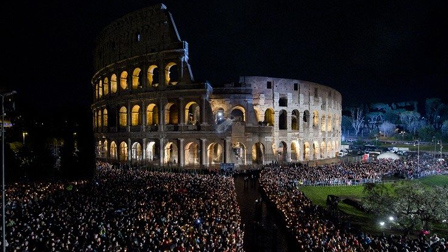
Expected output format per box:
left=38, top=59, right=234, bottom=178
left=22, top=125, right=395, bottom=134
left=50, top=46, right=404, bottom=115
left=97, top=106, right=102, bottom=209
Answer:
left=1, top=165, right=244, bottom=251
left=259, top=156, right=448, bottom=251
left=1, top=153, right=447, bottom=251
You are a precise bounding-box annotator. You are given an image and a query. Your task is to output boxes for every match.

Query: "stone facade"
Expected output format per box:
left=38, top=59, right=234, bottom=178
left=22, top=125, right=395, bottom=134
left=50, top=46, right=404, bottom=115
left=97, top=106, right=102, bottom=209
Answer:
left=91, top=4, right=342, bottom=169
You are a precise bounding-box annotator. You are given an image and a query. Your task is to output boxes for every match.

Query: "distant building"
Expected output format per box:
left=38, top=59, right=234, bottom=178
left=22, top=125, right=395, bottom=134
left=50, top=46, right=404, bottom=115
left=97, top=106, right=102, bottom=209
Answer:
left=91, top=3, right=342, bottom=169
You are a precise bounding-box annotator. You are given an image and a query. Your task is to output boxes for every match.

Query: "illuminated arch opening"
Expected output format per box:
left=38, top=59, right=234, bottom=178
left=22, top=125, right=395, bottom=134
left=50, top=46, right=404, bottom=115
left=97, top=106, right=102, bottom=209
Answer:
left=98, top=110, right=102, bottom=127
left=131, top=105, right=142, bottom=126
left=98, top=80, right=103, bottom=98
left=321, top=115, right=326, bottom=131
left=110, top=141, right=117, bottom=159
left=103, top=77, right=109, bottom=96
left=291, top=141, right=300, bottom=161
left=185, top=101, right=200, bottom=125
left=120, top=71, right=128, bottom=90
left=131, top=142, right=143, bottom=163
left=230, top=106, right=245, bottom=122
left=165, top=103, right=179, bottom=125
left=165, top=62, right=178, bottom=85
left=291, top=110, right=299, bottom=130
left=119, top=141, right=128, bottom=162
left=233, top=142, right=246, bottom=165
left=132, top=68, right=142, bottom=90
left=313, top=141, right=319, bottom=159
left=184, top=142, right=199, bottom=166
left=111, top=74, right=118, bottom=93
left=313, top=111, right=319, bottom=128
left=103, top=109, right=108, bottom=127
left=207, top=142, right=223, bottom=164
left=146, top=141, right=159, bottom=162
left=252, top=142, right=265, bottom=165
left=163, top=142, right=178, bottom=165
left=264, top=108, right=274, bottom=126
left=303, top=142, right=310, bottom=161
left=146, top=103, right=159, bottom=125
left=147, top=65, right=159, bottom=87
left=119, top=106, right=127, bottom=127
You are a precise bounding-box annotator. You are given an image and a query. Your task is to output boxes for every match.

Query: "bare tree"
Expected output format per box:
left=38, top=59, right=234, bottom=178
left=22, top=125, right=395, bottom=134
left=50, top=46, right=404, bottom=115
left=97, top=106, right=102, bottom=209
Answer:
left=379, top=121, right=396, bottom=137
left=350, top=107, right=364, bottom=136
left=399, top=111, right=421, bottom=136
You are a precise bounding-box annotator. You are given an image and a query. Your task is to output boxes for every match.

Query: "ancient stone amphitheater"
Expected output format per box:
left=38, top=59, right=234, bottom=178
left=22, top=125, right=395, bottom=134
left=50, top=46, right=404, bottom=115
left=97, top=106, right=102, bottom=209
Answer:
left=91, top=3, right=342, bottom=169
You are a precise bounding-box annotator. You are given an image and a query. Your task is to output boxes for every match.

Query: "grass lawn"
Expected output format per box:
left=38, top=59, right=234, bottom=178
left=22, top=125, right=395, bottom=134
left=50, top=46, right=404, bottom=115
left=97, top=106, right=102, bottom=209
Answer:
left=300, top=175, right=448, bottom=237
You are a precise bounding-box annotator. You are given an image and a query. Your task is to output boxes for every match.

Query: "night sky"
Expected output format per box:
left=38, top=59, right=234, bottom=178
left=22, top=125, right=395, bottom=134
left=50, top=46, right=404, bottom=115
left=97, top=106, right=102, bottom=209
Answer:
left=3, top=0, right=448, bottom=115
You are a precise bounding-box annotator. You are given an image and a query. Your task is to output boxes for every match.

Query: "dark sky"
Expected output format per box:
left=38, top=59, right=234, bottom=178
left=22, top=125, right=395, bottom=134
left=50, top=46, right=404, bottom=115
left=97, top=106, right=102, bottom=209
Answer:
left=3, top=0, right=448, bottom=114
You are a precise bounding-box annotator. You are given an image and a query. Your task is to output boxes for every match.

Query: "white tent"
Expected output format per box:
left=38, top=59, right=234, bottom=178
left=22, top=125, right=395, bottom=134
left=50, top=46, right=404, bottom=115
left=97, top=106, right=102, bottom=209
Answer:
left=377, top=152, right=400, bottom=160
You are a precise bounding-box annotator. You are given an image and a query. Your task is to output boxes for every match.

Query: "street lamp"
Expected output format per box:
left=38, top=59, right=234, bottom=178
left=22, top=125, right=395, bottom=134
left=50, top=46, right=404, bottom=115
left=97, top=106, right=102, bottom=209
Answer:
left=414, top=140, right=420, bottom=177
left=22, top=131, right=28, bottom=145
left=1, top=90, right=17, bottom=252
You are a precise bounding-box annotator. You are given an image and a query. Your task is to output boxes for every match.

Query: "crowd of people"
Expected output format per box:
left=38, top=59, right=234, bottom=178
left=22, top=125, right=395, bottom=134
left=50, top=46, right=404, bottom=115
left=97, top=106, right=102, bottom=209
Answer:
left=1, top=153, right=447, bottom=251
left=1, top=166, right=244, bottom=251
left=259, top=155, right=448, bottom=251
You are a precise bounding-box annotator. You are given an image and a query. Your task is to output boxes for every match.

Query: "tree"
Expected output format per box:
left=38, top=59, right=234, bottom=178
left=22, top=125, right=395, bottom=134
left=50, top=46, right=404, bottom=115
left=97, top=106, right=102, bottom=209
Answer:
left=442, top=120, right=448, bottom=138
left=379, top=121, right=396, bottom=137
left=425, top=98, right=444, bottom=129
left=362, top=182, right=448, bottom=235
left=399, top=111, right=421, bottom=136
left=342, top=115, right=353, bottom=137
left=350, top=107, right=364, bottom=136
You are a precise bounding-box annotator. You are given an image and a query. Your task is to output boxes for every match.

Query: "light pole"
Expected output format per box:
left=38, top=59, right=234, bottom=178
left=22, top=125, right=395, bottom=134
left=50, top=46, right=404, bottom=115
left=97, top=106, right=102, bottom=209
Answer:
left=22, top=131, right=28, bottom=145
left=414, top=140, right=420, bottom=177
left=433, top=136, right=436, bottom=159
left=1, top=90, right=16, bottom=252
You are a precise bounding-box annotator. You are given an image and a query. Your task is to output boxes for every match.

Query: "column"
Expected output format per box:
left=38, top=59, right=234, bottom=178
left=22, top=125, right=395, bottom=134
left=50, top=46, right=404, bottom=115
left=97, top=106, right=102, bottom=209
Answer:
left=159, top=98, right=165, bottom=132
left=201, top=95, right=207, bottom=125
left=179, top=97, right=185, bottom=126
left=159, top=138, right=165, bottom=167
left=200, top=138, right=207, bottom=168
left=178, top=138, right=184, bottom=167
left=141, top=100, right=146, bottom=132
left=224, top=137, right=231, bottom=163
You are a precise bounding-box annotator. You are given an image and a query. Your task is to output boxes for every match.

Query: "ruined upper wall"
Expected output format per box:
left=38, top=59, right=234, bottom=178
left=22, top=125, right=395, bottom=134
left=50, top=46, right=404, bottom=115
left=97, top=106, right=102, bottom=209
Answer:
left=240, top=76, right=342, bottom=111
left=93, top=3, right=187, bottom=72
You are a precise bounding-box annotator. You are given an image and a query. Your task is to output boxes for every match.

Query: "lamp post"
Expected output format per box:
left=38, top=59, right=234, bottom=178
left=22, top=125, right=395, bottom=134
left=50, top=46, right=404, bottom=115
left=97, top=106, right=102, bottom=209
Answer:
left=22, top=131, right=28, bottom=145
left=433, top=136, right=436, bottom=159
left=1, top=90, right=16, bottom=252
left=414, top=140, right=420, bottom=177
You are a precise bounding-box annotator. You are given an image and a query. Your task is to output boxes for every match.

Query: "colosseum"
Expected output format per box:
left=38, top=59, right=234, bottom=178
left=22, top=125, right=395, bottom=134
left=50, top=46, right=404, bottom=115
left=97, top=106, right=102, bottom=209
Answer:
left=91, top=3, right=342, bottom=170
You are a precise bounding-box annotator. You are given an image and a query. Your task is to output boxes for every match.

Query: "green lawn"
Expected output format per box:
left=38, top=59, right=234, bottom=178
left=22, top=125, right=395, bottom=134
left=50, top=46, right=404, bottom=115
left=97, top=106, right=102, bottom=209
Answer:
left=300, top=175, right=448, bottom=237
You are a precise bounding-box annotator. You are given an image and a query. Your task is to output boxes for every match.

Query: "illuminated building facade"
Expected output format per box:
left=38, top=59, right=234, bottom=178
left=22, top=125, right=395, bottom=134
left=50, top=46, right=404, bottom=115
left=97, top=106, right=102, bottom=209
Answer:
left=91, top=4, right=342, bottom=169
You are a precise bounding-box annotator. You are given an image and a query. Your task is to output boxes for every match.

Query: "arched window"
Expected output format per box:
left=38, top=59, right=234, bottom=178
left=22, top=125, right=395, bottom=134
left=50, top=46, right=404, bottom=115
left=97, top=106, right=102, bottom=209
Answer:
left=313, top=111, right=319, bottom=128
left=146, top=104, right=159, bottom=125
left=111, top=74, right=118, bottom=93
left=119, top=141, right=128, bottom=161
left=94, top=111, right=97, bottom=128
left=95, top=83, right=99, bottom=100
left=132, top=68, right=141, bottom=90
left=279, top=110, right=287, bottom=130
left=120, top=71, right=128, bottom=90
left=165, top=62, right=178, bottom=85
left=110, top=141, right=117, bottom=159
left=131, top=105, right=141, bottom=126
left=119, top=106, right=127, bottom=127
left=147, top=65, right=158, bottom=87
left=98, top=80, right=103, bottom=98
left=132, top=142, right=143, bottom=161
left=98, top=110, right=102, bottom=127
left=264, top=108, right=275, bottom=126
left=103, top=77, right=109, bottom=96
left=103, top=109, right=108, bottom=127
